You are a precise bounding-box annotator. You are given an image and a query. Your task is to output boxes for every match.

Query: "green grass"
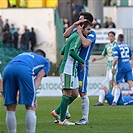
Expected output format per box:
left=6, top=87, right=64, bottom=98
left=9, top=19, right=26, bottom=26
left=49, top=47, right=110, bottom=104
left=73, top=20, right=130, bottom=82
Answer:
left=0, top=96, right=133, bottom=133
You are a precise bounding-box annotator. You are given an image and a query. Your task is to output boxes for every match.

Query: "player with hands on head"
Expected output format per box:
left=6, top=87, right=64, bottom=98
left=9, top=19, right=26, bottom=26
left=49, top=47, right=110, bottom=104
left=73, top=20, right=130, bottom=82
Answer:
left=63, top=12, right=96, bottom=125
left=51, top=20, right=93, bottom=126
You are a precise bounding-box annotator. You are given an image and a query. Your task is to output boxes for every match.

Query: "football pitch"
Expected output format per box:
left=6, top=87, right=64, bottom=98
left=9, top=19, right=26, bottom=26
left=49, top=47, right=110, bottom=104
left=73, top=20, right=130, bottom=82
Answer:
left=0, top=96, right=133, bottom=133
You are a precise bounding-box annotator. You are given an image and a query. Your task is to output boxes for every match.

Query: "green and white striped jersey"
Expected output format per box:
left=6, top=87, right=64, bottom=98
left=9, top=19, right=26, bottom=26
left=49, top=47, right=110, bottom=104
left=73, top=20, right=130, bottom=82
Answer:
left=102, top=42, right=117, bottom=70
left=60, top=32, right=82, bottom=76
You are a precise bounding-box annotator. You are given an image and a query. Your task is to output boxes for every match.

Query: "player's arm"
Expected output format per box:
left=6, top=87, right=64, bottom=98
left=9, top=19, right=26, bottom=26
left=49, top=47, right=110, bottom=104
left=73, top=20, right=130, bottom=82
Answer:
left=34, top=69, right=46, bottom=90
left=63, top=19, right=86, bottom=38
left=69, top=50, right=84, bottom=64
left=35, top=60, right=50, bottom=90
left=112, top=57, right=118, bottom=74
left=92, top=46, right=107, bottom=62
left=92, top=56, right=105, bottom=62
left=77, top=25, right=92, bottom=48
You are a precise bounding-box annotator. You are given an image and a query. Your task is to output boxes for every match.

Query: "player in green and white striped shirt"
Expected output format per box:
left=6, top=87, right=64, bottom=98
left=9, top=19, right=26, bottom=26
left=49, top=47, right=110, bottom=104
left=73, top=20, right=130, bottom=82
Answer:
left=92, top=31, right=117, bottom=92
left=51, top=20, right=92, bottom=125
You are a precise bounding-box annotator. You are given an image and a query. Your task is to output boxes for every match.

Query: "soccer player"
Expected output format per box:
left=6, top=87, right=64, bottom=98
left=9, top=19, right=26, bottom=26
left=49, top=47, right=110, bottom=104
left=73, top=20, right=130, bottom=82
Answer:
left=51, top=20, right=93, bottom=125
left=92, top=31, right=117, bottom=92
left=63, top=12, right=96, bottom=125
left=94, top=85, right=133, bottom=106
left=3, top=49, right=50, bottom=133
left=111, top=34, right=133, bottom=105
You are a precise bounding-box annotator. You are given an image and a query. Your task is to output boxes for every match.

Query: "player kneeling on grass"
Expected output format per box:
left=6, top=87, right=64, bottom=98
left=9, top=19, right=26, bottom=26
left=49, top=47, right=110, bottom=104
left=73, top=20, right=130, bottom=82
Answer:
left=94, top=85, right=133, bottom=106
left=3, top=49, right=50, bottom=133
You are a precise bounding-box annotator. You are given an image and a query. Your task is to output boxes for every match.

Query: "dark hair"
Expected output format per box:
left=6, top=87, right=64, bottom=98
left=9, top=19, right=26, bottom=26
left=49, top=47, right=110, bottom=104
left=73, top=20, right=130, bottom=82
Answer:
left=80, top=20, right=91, bottom=29
left=79, top=12, right=93, bottom=23
left=117, top=34, right=124, bottom=42
left=108, top=31, right=115, bottom=36
left=34, top=49, right=46, bottom=57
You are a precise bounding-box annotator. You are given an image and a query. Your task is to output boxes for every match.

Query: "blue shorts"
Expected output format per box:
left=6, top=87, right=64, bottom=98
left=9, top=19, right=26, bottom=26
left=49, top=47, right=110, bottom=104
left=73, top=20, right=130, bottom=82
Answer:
left=105, top=92, right=124, bottom=105
left=3, top=62, right=36, bottom=106
left=77, top=64, right=88, bottom=93
left=123, top=96, right=133, bottom=105
left=115, top=70, right=132, bottom=83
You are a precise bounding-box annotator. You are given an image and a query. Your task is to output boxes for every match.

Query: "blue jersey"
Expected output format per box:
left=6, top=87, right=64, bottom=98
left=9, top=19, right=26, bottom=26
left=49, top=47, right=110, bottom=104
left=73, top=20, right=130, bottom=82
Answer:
left=113, top=42, right=132, bottom=72
left=73, top=29, right=96, bottom=66
left=3, top=52, right=50, bottom=106
left=10, top=52, right=50, bottom=76
left=73, top=29, right=96, bottom=93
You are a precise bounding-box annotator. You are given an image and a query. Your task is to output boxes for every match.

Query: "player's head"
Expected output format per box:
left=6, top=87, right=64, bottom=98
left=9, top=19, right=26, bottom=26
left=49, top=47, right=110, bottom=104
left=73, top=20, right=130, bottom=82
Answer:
left=79, top=12, right=93, bottom=26
left=117, top=34, right=124, bottom=42
left=80, top=21, right=92, bottom=37
left=34, top=49, right=46, bottom=57
left=108, top=31, right=115, bottom=43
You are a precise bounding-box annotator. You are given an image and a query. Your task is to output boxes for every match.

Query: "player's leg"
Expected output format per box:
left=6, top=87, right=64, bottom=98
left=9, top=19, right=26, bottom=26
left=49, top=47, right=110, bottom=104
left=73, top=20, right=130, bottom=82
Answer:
left=122, top=95, right=133, bottom=105
left=126, top=70, right=133, bottom=93
left=6, top=105, right=17, bottom=133
left=51, top=74, right=75, bottom=125
left=112, top=84, right=121, bottom=105
left=65, top=79, right=79, bottom=119
left=112, top=72, right=124, bottom=105
left=25, top=106, right=37, bottom=133
left=3, top=64, right=18, bottom=133
left=108, top=69, right=114, bottom=92
left=94, top=86, right=108, bottom=106
left=18, top=66, right=37, bottom=132
left=75, top=69, right=89, bottom=125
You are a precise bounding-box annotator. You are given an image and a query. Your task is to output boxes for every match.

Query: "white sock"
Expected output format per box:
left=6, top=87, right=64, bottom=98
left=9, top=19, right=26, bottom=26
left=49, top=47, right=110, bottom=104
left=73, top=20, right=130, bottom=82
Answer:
left=6, top=111, right=16, bottom=133
left=26, top=110, right=36, bottom=133
left=99, top=90, right=105, bottom=103
left=113, top=88, right=120, bottom=103
left=111, top=87, right=115, bottom=95
left=131, top=87, right=133, bottom=93
left=81, top=95, right=89, bottom=120
left=66, top=105, right=69, bottom=114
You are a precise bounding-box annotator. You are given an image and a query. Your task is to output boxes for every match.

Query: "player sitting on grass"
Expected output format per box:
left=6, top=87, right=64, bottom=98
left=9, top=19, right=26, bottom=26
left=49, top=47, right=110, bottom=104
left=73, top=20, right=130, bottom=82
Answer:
left=94, top=85, right=133, bottom=106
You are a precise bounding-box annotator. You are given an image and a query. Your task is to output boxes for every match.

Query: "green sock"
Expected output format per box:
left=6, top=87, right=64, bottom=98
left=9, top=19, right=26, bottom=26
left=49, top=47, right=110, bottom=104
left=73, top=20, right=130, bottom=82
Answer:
left=68, top=96, right=76, bottom=105
left=55, top=96, right=76, bottom=115
left=109, top=82, right=113, bottom=93
left=60, top=95, right=69, bottom=122
left=55, top=106, right=60, bottom=115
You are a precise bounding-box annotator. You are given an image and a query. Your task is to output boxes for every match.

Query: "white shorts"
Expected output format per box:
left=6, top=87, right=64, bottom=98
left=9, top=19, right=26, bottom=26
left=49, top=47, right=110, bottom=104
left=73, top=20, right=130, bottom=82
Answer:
left=60, top=73, right=79, bottom=89
left=106, top=69, right=113, bottom=81
left=101, top=69, right=113, bottom=87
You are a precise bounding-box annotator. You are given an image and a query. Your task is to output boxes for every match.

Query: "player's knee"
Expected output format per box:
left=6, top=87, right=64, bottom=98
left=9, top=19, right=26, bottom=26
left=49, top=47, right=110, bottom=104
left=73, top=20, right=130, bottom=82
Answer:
left=25, top=105, right=36, bottom=111
left=101, top=86, right=107, bottom=91
left=114, top=84, right=119, bottom=89
left=100, top=86, right=108, bottom=94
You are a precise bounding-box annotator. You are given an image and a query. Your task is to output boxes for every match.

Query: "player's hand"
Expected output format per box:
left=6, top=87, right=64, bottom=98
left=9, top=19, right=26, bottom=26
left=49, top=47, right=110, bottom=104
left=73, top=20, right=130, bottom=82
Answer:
left=92, top=58, right=96, bottom=62
left=34, top=100, right=38, bottom=111
left=112, top=68, right=115, bottom=74
left=77, top=24, right=84, bottom=35
left=80, top=63, right=85, bottom=72
left=126, top=92, right=130, bottom=96
left=74, top=19, right=86, bottom=26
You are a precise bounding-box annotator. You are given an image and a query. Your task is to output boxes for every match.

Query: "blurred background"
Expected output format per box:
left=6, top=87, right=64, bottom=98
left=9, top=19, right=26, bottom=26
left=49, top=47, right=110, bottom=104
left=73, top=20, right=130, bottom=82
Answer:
left=0, top=0, right=132, bottom=77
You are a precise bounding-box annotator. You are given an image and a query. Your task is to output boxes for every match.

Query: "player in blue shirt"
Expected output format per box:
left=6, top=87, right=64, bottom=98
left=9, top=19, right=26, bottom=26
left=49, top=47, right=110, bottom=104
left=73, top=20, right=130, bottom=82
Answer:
left=64, top=12, right=96, bottom=124
left=112, top=34, right=133, bottom=105
left=3, top=49, right=50, bottom=133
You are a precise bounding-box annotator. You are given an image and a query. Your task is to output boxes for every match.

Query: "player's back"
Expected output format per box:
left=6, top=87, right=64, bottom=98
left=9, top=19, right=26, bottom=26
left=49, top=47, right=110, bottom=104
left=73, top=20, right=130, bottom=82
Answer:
left=60, top=32, right=81, bottom=75
left=114, top=43, right=132, bottom=72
